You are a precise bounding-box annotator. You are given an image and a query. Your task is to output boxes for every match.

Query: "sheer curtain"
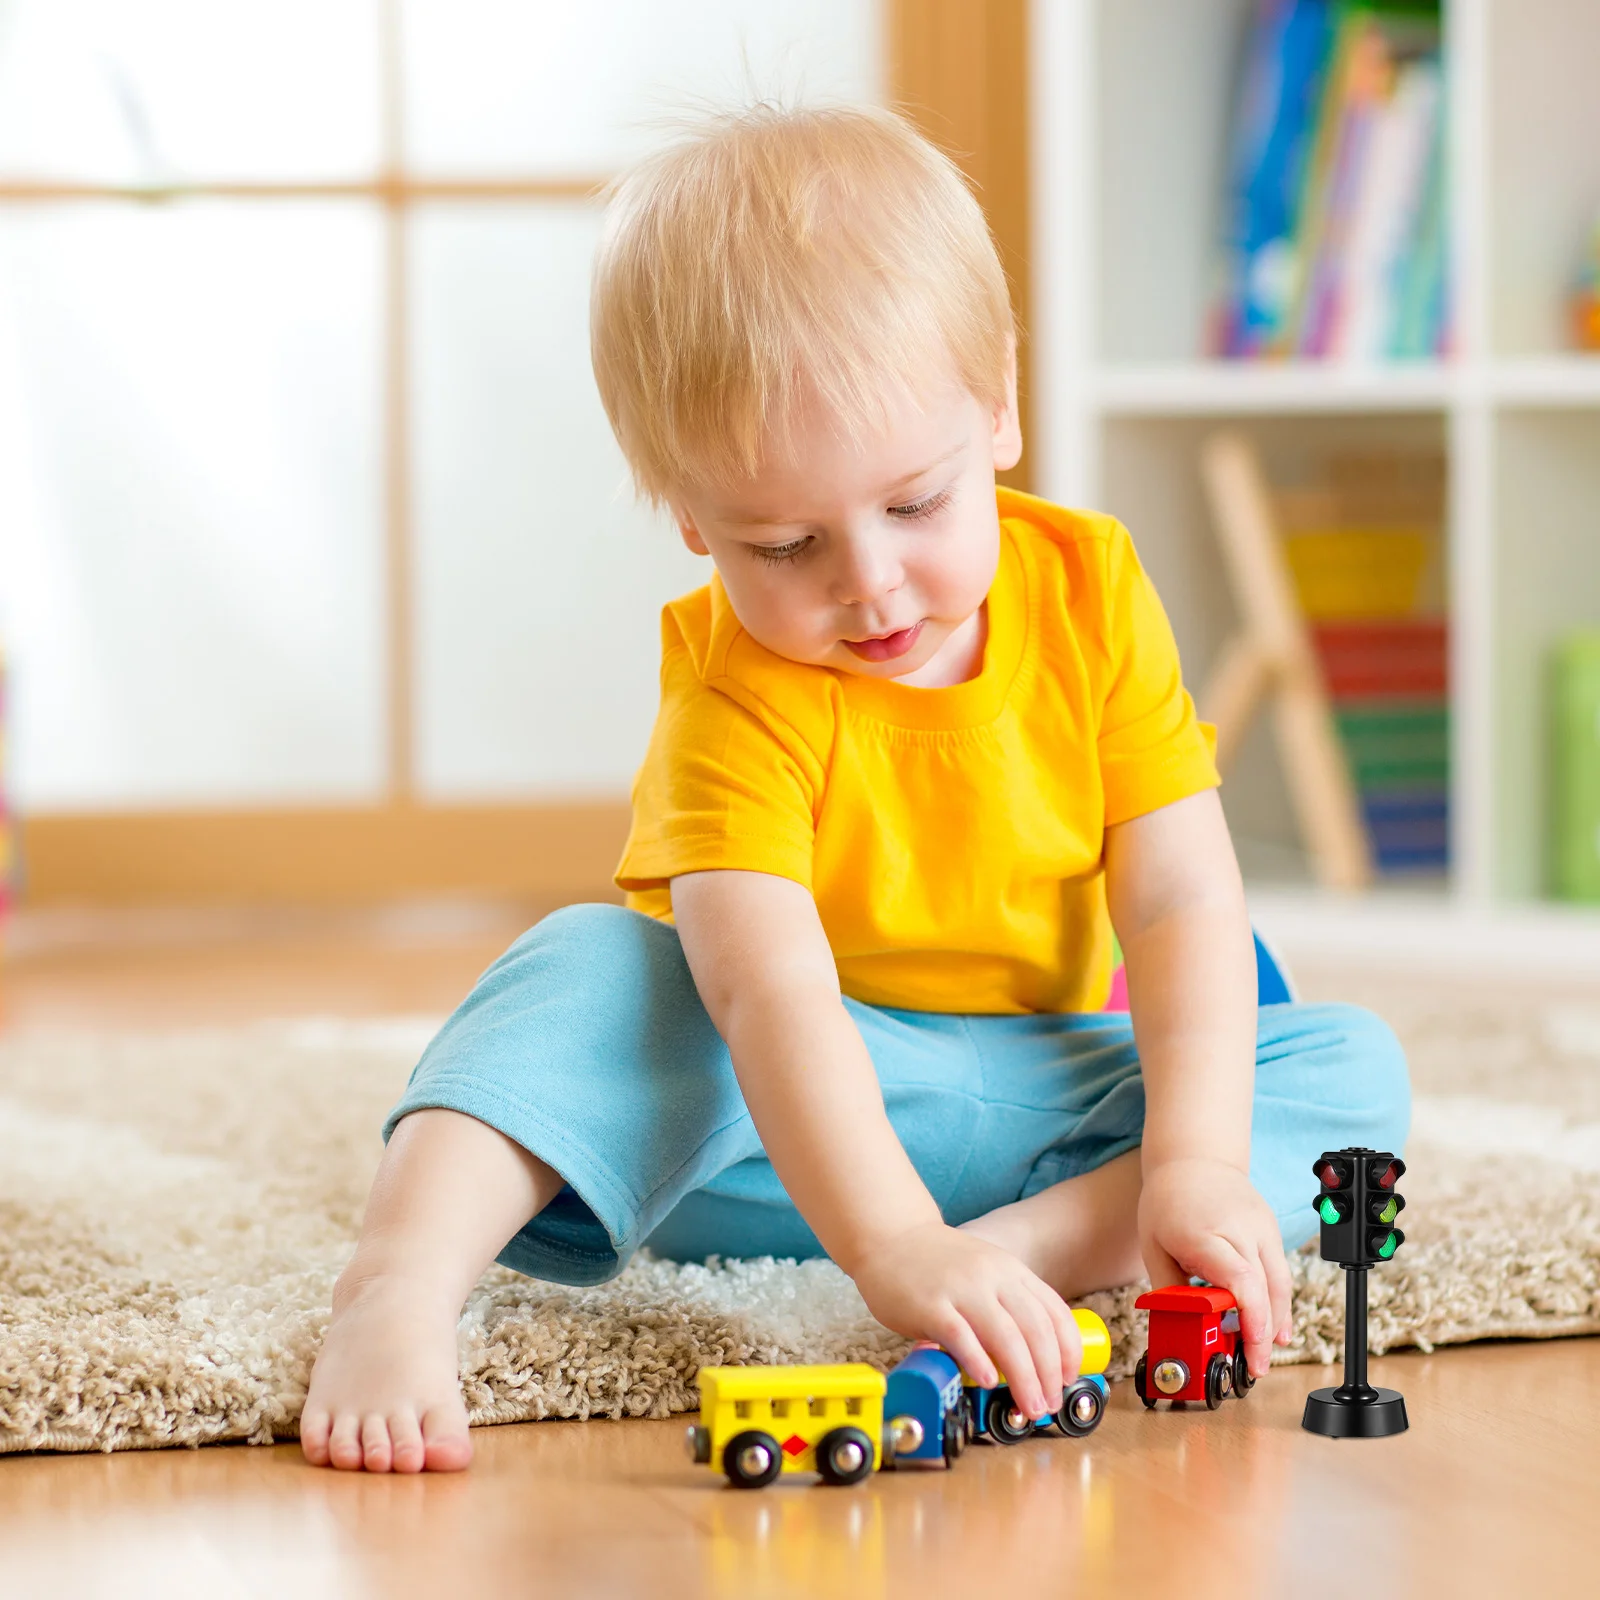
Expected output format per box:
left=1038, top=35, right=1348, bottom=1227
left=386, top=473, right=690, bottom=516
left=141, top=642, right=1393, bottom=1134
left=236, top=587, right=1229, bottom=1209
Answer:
left=0, top=0, right=881, bottom=812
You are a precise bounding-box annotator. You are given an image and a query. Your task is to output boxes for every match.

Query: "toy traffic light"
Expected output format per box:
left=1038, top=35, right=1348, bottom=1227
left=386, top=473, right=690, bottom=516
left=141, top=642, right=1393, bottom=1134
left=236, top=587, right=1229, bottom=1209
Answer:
left=1313, top=1151, right=1406, bottom=1265
left=1304, top=1147, right=1410, bottom=1439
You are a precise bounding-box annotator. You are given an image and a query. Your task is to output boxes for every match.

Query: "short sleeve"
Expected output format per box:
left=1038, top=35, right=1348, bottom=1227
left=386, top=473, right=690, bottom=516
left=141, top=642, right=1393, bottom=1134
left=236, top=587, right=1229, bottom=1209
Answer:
left=1096, top=522, right=1221, bottom=826
left=614, top=644, right=823, bottom=899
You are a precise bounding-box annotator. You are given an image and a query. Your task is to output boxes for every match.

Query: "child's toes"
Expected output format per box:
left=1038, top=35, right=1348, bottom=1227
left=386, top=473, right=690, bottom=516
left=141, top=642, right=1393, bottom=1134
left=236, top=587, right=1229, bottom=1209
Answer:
left=421, top=1407, right=473, bottom=1472
left=328, top=1412, right=365, bottom=1470
left=388, top=1410, right=426, bottom=1473
left=299, top=1406, right=332, bottom=1467
left=361, top=1413, right=394, bottom=1473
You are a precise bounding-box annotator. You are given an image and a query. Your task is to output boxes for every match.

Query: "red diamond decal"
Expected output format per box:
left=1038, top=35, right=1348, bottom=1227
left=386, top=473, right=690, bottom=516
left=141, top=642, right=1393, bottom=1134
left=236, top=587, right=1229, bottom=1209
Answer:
left=782, top=1435, right=808, bottom=1457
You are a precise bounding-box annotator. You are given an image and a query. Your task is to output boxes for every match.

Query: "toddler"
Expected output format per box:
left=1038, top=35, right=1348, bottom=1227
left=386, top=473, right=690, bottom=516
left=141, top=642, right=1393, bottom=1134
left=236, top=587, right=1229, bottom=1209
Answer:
left=302, top=104, right=1409, bottom=1473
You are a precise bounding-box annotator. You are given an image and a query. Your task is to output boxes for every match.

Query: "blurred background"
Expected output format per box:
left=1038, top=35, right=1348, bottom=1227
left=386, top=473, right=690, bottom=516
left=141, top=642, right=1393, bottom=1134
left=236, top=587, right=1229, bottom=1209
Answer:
left=1, top=0, right=1598, bottom=966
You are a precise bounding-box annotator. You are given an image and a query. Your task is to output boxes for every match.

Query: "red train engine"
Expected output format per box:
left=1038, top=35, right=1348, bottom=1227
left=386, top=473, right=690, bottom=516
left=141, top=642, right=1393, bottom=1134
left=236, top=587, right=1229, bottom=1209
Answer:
left=1133, top=1284, right=1255, bottom=1411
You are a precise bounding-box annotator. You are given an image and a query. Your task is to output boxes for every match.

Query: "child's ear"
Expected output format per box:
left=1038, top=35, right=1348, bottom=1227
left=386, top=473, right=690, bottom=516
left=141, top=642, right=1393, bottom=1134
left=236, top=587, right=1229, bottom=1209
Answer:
left=992, top=340, right=1023, bottom=472
left=672, top=506, right=711, bottom=557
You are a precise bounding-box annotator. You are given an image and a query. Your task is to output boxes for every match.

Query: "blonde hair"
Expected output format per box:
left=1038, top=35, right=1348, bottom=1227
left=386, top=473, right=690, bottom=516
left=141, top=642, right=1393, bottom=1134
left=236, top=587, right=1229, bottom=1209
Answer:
left=590, top=102, right=1015, bottom=505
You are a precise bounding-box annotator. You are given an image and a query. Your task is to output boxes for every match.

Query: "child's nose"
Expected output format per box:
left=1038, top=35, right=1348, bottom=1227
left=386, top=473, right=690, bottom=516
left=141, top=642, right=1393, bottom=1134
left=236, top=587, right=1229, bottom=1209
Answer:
left=831, top=541, right=900, bottom=607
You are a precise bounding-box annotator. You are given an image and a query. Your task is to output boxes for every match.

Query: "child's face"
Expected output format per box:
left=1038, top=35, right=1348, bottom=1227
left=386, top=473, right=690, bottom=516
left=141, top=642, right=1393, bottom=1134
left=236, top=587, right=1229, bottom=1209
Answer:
left=671, top=370, right=1022, bottom=686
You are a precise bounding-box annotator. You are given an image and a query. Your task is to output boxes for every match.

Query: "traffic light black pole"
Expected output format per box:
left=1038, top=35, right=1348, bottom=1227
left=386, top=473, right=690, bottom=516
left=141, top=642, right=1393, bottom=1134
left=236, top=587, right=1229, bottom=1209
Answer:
left=1303, top=1264, right=1406, bottom=1435
left=1344, top=1269, right=1364, bottom=1385
left=1336, top=1265, right=1376, bottom=1402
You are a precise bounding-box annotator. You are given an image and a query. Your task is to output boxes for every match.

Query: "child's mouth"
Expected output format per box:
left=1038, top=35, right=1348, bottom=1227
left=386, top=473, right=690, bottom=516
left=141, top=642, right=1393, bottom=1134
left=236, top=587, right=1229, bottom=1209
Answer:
left=843, top=621, right=924, bottom=662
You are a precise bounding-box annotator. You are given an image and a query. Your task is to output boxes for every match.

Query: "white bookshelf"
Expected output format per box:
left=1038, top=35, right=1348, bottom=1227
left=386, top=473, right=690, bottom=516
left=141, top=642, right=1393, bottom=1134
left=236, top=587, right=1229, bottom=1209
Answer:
left=1030, top=0, right=1600, bottom=912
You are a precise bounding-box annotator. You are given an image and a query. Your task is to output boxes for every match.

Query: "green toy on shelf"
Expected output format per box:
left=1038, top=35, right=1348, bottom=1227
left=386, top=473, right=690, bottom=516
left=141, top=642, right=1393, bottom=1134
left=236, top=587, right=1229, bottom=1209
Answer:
left=1553, top=633, right=1600, bottom=902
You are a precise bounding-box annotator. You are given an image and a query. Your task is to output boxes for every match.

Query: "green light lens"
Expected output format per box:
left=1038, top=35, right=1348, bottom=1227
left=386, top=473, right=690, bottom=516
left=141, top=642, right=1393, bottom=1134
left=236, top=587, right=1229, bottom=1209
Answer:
left=1317, top=1196, right=1342, bottom=1226
left=1376, top=1231, right=1397, bottom=1259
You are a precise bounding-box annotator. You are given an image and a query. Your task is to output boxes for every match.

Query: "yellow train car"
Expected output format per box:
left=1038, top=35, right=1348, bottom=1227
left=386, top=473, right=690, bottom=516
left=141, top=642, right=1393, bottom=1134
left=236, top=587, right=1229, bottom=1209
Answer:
left=689, top=1363, right=887, bottom=1489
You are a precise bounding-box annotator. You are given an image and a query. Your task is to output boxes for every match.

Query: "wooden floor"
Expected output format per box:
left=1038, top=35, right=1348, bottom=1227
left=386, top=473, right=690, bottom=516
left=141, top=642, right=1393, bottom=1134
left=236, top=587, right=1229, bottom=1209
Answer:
left=2, top=904, right=1596, bottom=1599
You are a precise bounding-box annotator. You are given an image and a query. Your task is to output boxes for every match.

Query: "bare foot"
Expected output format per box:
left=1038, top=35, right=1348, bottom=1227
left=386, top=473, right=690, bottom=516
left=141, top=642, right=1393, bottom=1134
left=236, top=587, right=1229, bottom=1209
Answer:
left=300, top=1270, right=472, bottom=1473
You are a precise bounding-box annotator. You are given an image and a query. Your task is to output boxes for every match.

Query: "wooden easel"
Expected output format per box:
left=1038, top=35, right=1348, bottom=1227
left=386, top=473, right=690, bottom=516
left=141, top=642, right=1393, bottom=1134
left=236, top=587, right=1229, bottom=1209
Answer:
left=1198, top=432, right=1374, bottom=890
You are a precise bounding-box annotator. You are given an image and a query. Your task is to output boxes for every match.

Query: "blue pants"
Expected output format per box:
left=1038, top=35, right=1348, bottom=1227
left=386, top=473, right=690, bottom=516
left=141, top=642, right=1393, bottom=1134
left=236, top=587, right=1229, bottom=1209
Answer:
left=383, top=904, right=1410, bottom=1286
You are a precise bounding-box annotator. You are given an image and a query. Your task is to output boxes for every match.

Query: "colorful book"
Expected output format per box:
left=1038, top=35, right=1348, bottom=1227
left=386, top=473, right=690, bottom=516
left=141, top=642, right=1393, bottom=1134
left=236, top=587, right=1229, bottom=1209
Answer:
left=1291, top=8, right=1389, bottom=356
left=1213, top=0, right=1447, bottom=361
left=1332, top=57, right=1441, bottom=357
left=1214, top=0, right=1340, bottom=356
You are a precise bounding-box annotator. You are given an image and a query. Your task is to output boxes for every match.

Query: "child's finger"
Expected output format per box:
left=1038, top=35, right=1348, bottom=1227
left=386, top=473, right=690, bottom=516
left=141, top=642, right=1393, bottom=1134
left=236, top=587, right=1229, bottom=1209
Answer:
left=998, top=1285, right=1063, bottom=1414
left=1141, top=1237, right=1186, bottom=1291
left=968, top=1302, right=1047, bottom=1421
left=1036, top=1283, right=1084, bottom=1382
left=1228, top=1257, right=1274, bottom=1377
left=1261, top=1235, right=1294, bottom=1345
left=930, top=1309, right=996, bottom=1390
left=1173, top=1232, right=1272, bottom=1374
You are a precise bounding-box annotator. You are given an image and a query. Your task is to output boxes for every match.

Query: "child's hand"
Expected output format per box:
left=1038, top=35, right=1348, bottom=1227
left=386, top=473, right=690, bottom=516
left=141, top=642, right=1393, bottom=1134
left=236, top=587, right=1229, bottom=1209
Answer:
left=1138, top=1157, right=1293, bottom=1378
left=847, top=1221, right=1083, bottom=1420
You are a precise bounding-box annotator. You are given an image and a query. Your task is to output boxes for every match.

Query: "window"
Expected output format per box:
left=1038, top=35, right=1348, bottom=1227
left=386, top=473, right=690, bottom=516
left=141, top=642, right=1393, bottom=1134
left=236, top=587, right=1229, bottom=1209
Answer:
left=0, top=1, right=881, bottom=811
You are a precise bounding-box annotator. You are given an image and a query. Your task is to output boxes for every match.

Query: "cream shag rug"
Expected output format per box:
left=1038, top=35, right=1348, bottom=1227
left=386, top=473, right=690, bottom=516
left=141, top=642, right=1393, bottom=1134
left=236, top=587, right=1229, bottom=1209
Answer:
left=5, top=988, right=1600, bottom=1455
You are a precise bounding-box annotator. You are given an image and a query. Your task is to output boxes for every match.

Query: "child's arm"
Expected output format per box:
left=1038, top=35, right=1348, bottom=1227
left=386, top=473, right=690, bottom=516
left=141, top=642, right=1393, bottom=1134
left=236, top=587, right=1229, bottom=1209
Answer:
left=671, top=867, right=1082, bottom=1419
left=1104, top=786, right=1294, bottom=1377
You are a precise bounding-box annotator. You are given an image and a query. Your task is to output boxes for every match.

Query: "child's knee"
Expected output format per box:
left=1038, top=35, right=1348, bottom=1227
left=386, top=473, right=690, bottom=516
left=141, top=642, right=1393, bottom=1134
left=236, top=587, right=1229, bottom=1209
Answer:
left=510, top=900, right=674, bottom=971
left=1330, top=1004, right=1410, bottom=1150
left=1276, top=1001, right=1411, bottom=1152
left=487, top=902, right=693, bottom=1013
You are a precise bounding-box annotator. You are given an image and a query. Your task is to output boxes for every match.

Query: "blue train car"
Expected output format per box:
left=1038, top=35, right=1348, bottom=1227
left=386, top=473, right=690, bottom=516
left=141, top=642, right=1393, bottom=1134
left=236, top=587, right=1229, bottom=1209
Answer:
left=967, top=1371, right=1108, bottom=1443
left=966, top=1306, right=1112, bottom=1444
left=883, top=1345, right=969, bottom=1467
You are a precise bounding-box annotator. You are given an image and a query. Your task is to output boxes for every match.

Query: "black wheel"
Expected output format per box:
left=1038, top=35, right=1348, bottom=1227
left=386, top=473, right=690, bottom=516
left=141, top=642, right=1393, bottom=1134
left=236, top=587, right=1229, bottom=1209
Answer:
left=1232, top=1348, right=1255, bottom=1398
left=962, top=1392, right=978, bottom=1444
left=985, top=1386, right=1033, bottom=1444
left=1135, top=1354, right=1156, bottom=1410
left=1204, top=1354, right=1231, bottom=1411
left=1056, top=1380, right=1105, bottom=1438
left=942, top=1406, right=966, bottom=1463
left=815, top=1426, right=875, bottom=1486
left=722, top=1429, right=783, bottom=1489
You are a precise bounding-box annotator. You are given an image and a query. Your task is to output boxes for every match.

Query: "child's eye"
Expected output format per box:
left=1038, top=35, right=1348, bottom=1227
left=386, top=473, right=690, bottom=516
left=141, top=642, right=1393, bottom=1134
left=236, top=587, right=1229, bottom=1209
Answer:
left=888, top=487, right=953, bottom=520
left=752, top=536, right=812, bottom=565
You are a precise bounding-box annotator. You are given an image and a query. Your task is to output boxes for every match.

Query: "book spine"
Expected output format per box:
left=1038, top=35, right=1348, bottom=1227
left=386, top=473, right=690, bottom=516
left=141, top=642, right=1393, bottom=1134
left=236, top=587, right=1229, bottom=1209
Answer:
left=1388, top=64, right=1448, bottom=358
left=1216, top=0, right=1340, bottom=357
left=1335, top=58, right=1439, bottom=358
left=1279, top=6, right=1370, bottom=355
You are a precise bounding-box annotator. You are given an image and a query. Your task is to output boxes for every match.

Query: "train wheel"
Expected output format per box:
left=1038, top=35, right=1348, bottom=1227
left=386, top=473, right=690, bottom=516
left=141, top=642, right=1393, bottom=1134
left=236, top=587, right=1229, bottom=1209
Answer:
left=943, top=1408, right=966, bottom=1462
left=962, top=1392, right=978, bottom=1445
left=1232, top=1349, right=1255, bottom=1398
left=985, top=1387, right=1033, bottom=1444
left=816, top=1426, right=875, bottom=1487
left=1056, top=1380, right=1105, bottom=1438
left=1204, top=1354, right=1231, bottom=1411
left=722, top=1429, right=783, bottom=1489
left=1135, top=1355, right=1156, bottom=1410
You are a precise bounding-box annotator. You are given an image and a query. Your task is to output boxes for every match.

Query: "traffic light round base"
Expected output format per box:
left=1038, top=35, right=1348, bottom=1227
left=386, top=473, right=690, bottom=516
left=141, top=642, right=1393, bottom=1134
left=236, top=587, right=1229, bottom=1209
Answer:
left=1301, top=1385, right=1409, bottom=1438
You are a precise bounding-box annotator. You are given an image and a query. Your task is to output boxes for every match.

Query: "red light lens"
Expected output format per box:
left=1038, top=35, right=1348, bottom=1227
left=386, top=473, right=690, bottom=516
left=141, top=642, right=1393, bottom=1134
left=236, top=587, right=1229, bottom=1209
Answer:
left=1315, top=1159, right=1350, bottom=1190
left=1370, top=1159, right=1403, bottom=1190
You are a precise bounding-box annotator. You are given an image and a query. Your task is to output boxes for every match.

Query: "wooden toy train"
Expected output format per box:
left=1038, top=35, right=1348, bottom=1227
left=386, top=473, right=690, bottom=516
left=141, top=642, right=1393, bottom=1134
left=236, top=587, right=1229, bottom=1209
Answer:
left=688, top=1286, right=1257, bottom=1488
left=688, top=1306, right=1112, bottom=1488
left=1133, top=1283, right=1255, bottom=1410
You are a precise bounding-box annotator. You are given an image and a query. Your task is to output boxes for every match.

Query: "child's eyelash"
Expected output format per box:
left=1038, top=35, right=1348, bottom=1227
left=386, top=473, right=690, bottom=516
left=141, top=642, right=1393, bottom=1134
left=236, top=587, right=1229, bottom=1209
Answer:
left=752, top=537, right=812, bottom=565
left=749, top=488, right=950, bottom=564
left=888, top=487, right=953, bottom=520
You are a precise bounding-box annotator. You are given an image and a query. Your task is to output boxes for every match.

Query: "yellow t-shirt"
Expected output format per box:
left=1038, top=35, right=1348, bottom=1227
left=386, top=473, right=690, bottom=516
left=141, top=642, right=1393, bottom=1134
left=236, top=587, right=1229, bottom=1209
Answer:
left=616, top=488, right=1220, bottom=1014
